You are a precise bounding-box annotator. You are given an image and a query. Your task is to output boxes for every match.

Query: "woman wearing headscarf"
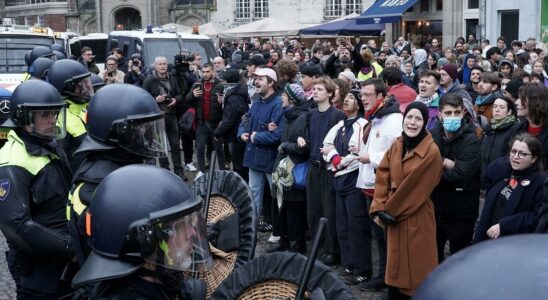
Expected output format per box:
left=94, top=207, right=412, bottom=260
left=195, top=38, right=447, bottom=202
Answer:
left=370, top=102, right=443, bottom=299
left=269, top=83, right=310, bottom=253
left=457, top=53, right=476, bottom=85
left=321, top=90, right=368, bottom=285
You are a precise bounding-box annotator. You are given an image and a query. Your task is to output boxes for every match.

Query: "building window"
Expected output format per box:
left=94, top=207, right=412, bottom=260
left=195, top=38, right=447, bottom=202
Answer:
left=468, top=0, right=479, bottom=9
left=436, top=0, right=442, bottom=11
left=37, top=15, right=44, bottom=26
left=345, top=0, right=362, bottom=14
left=325, top=0, right=361, bottom=19
left=420, top=0, right=429, bottom=12
left=235, top=0, right=251, bottom=21
left=254, top=0, right=269, bottom=19
left=235, top=0, right=269, bottom=21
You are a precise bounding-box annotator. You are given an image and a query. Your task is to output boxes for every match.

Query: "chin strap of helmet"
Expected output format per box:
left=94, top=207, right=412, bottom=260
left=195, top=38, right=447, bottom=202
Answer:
left=64, top=91, right=92, bottom=104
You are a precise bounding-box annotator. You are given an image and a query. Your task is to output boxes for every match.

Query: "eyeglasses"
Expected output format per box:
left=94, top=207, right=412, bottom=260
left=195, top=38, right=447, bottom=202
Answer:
left=510, top=149, right=532, bottom=159
left=106, top=63, right=117, bottom=66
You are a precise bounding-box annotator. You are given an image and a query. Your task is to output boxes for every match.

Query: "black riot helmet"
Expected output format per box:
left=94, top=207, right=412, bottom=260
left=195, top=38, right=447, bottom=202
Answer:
left=52, top=50, right=66, bottom=60
left=47, top=59, right=93, bottom=103
left=414, top=235, right=548, bottom=300
left=28, top=57, right=54, bottom=80
left=29, top=45, right=56, bottom=64
left=71, top=165, right=211, bottom=287
left=51, top=43, right=66, bottom=55
left=76, top=83, right=168, bottom=158
left=89, top=73, right=105, bottom=92
left=2, top=79, right=67, bottom=140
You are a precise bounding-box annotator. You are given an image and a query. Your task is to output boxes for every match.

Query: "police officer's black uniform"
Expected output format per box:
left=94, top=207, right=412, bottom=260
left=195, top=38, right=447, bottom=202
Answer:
left=0, top=80, right=73, bottom=299
left=67, top=83, right=169, bottom=266
left=71, top=165, right=211, bottom=299
left=47, top=59, right=95, bottom=171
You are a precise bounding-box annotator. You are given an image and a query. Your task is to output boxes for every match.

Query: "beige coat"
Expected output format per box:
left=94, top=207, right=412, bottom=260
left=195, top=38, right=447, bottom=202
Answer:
left=370, top=133, right=443, bottom=296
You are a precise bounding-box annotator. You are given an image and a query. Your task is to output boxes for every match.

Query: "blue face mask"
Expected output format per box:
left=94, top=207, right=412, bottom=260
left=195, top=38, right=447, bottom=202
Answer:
left=442, top=117, right=462, bottom=132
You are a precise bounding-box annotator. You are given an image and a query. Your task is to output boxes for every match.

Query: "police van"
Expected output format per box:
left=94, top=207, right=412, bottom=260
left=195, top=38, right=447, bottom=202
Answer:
left=68, top=33, right=109, bottom=72
left=107, top=25, right=216, bottom=74
left=54, top=31, right=79, bottom=54
left=0, top=18, right=55, bottom=91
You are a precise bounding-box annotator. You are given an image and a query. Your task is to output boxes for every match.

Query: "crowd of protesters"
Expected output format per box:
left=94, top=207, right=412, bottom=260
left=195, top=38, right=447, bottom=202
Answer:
left=201, top=34, right=548, bottom=299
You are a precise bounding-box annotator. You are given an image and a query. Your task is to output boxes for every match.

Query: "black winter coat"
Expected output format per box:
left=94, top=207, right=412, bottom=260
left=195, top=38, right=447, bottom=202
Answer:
left=186, top=78, right=224, bottom=123
left=480, top=120, right=519, bottom=187
left=214, top=84, right=249, bottom=143
left=275, top=103, right=310, bottom=202
left=431, top=120, right=481, bottom=219
left=508, top=120, right=548, bottom=170
left=325, top=53, right=353, bottom=79
left=474, top=157, right=545, bottom=242
left=142, top=72, right=184, bottom=115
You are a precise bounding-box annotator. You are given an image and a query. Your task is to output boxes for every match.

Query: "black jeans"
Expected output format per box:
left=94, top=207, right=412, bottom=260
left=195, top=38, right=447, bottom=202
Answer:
left=335, top=184, right=371, bottom=276
left=436, top=217, right=475, bottom=262
left=180, top=130, right=194, bottom=164
left=159, top=113, right=183, bottom=173
left=195, top=121, right=225, bottom=171
left=365, top=195, right=387, bottom=279
left=229, top=141, right=247, bottom=181
left=306, top=162, right=339, bottom=255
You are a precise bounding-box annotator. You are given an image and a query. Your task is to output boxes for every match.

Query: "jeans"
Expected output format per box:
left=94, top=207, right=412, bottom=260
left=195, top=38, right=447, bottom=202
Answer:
left=195, top=122, right=225, bottom=171
left=159, top=113, right=183, bottom=173
left=365, top=195, right=387, bottom=279
left=335, top=184, right=371, bottom=276
left=248, top=168, right=272, bottom=217
left=306, top=162, right=339, bottom=255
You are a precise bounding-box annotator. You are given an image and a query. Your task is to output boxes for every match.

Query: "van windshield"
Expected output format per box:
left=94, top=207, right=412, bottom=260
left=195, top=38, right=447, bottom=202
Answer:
left=0, top=35, right=54, bottom=72
left=143, top=38, right=182, bottom=69
left=181, top=39, right=216, bottom=64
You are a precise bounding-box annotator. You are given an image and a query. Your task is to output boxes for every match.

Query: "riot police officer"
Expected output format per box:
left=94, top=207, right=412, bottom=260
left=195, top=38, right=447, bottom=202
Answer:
left=47, top=59, right=94, bottom=170
left=22, top=45, right=57, bottom=82
left=72, top=165, right=211, bottom=299
left=89, top=73, right=105, bottom=92
left=0, top=79, right=73, bottom=299
left=28, top=57, right=54, bottom=80
left=67, top=83, right=169, bottom=266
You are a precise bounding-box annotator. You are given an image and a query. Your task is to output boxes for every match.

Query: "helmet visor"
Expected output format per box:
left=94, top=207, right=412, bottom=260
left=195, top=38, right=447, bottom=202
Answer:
left=21, top=106, right=67, bottom=140
left=75, top=76, right=94, bottom=100
left=143, top=210, right=212, bottom=272
left=116, top=114, right=168, bottom=158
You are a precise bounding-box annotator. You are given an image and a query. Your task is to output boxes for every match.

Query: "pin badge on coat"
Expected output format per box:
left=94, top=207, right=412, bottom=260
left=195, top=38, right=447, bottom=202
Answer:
left=0, top=179, right=10, bottom=201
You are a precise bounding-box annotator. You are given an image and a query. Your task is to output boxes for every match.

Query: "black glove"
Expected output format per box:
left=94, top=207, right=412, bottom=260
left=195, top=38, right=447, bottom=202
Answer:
left=377, top=211, right=397, bottom=225
left=206, top=222, right=219, bottom=246
left=278, top=142, right=288, bottom=154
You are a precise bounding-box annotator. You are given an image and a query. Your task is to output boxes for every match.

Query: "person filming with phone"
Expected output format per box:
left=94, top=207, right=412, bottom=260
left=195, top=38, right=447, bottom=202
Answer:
left=100, top=55, right=125, bottom=84
left=143, top=56, right=186, bottom=180
left=124, top=53, right=146, bottom=87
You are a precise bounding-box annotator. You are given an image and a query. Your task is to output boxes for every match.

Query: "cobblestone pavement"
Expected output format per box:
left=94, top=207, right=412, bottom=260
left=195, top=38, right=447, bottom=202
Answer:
left=0, top=168, right=386, bottom=299
left=0, top=234, right=16, bottom=300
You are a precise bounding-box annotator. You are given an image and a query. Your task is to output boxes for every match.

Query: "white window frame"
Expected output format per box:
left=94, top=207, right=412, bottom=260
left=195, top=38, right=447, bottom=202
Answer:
left=325, top=0, right=362, bottom=19
left=235, top=0, right=251, bottom=21
left=254, top=0, right=269, bottom=20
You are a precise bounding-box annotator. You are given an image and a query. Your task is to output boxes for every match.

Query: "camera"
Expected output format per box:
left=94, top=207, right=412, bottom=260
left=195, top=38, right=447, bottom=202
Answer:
left=107, top=71, right=113, bottom=77
left=174, top=54, right=190, bottom=73
left=132, top=58, right=140, bottom=65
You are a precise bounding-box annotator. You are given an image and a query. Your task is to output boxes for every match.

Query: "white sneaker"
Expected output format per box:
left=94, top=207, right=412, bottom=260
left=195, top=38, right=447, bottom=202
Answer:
left=268, top=235, right=280, bottom=243
left=185, top=162, right=198, bottom=172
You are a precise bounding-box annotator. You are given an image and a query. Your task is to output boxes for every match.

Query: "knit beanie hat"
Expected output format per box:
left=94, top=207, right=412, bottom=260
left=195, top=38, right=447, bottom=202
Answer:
left=385, top=55, right=401, bottom=68
left=284, top=83, right=306, bottom=104
left=441, top=64, right=458, bottom=81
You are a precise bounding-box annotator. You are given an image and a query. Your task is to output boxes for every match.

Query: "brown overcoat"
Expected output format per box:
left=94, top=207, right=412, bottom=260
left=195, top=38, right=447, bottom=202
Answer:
left=370, top=133, right=443, bottom=296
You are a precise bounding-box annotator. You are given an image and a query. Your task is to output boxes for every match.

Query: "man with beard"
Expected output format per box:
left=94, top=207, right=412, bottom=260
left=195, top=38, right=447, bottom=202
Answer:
left=439, top=64, right=472, bottom=103
left=187, top=63, right=225, bottom=176
left=464, top=66, right=484, bottom=101
left=430, top=38, right=442, bottom=55
left=238, top=68, right=284, bottom=218
left=268, top=50, right=282, bottom=67
left=326, top=41, right=353, bottom=79
left=474, top=72, right=502, bottom=123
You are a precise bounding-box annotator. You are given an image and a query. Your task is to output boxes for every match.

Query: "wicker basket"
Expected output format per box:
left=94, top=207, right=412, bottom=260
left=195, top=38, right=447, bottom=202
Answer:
left=200, top=195, right=238, bottom=298
left=238, top=279, right=310, bottom=300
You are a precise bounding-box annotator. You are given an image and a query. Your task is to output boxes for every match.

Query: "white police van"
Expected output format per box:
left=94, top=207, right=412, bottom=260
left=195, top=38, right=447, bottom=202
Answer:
left=107, top=25, right=216, bottom=74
